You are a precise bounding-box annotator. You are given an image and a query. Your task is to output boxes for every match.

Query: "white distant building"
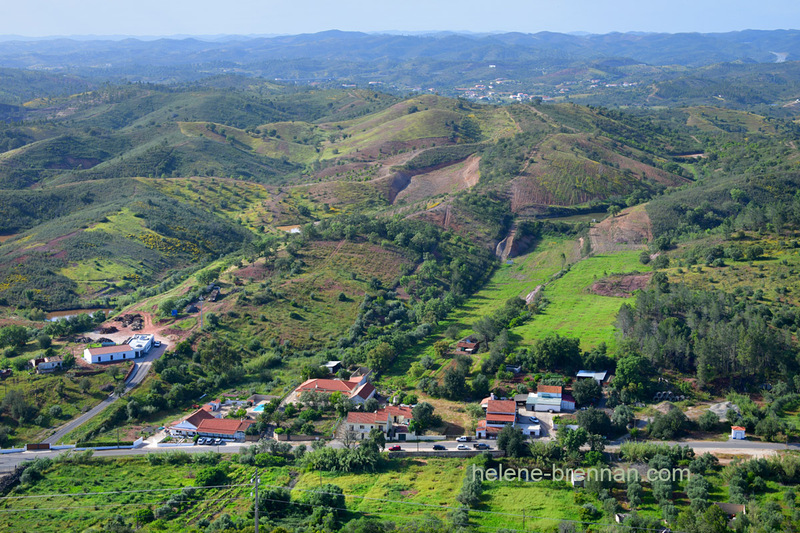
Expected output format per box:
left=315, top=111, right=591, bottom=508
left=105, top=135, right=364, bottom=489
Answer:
left=731, top=426, right=746, bottom=440
left=83, top=334, right=154, bottom=364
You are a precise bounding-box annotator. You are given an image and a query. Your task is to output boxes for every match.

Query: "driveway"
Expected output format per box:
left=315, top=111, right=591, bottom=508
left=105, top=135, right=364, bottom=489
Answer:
left=43, top=341, right=168, bottom=445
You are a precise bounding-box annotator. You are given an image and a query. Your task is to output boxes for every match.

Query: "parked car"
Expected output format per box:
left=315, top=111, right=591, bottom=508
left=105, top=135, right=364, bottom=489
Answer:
left=197, top=437, right=206, bottom=445
left=473, top=443, right=490, bottom=450
left=389, top=445, right=402, bottom=451
left=457, top=444, right=470, bottom=450
left=216, top=438, right=224, bottom=445
left=529, top=416, right=540, bottom=423
left=456, top=436, right=471, bottom=442
left=432, top=444, right=446, bottom=451
left=153, top=341, right=162, bottom=347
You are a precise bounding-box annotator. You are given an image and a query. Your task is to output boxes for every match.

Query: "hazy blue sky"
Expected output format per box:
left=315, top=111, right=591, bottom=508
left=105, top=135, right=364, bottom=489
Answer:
left=1, top=0, right=797, bottom=37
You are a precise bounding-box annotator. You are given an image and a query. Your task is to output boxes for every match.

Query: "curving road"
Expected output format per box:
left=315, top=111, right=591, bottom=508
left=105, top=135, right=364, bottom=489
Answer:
left=43, top=343, right=167, bottom=445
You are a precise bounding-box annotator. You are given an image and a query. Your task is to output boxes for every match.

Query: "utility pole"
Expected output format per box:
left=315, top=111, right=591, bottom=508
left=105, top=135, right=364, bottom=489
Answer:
left=252, top=468, right=260, bottom=533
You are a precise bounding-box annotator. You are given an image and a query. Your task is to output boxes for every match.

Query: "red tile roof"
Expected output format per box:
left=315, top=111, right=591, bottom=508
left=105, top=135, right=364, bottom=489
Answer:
left=538, top=385, right=563, bottom=395
left=87, top=344, right=132, bottom=355
left=196, top=418, right=253, bottom=435
left=731, top=426, right=746, bottom=431
left=486, top=413, right=516, bottom=423
left=297, top=378, right=358, bottom=393
left=353, top=382, right=376, bottom=400
left=486, top=400, right=516, bottom=414
left=347, top=411, right=387, bottom=424
left=347, top=406, right=413, bottom=425
left=183, top=409, right=217, bottom=428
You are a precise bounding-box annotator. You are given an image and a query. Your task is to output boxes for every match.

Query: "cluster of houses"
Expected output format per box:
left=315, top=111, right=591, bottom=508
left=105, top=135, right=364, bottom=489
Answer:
left=288, top=363, right=376, bottom=405
left=167, top=399, right=254, bottom=442
left=82, top=334, right=155, bottom=364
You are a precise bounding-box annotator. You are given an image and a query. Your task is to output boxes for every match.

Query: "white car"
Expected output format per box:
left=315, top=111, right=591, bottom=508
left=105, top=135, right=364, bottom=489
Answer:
left=456, top=436, right=470, bottom=442
left=457, top=444, right=470, bottom=450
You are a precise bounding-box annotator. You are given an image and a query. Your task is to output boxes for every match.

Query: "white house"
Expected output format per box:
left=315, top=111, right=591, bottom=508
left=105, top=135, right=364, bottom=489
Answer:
left=346, top=406, right=413, bottom=440
left=168, top=408, right=219, bottom=437
left=29, top=356, right=63, bottom=373
left=476, top=399, right=516, bottom=438
left=731, top=426, right=746, bottom=440
left=83, top=334, right=154, bottom=364
left=83, top=344, right=135, bottom=364
left=128, top=334, right=154, bottom=356
left=526, top=385, right=575, bottom=412
left=195, top=418, right=253, bottom=442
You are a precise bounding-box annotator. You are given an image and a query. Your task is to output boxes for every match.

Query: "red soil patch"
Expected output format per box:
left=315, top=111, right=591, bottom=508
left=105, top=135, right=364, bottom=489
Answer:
left=590, top=272, right=652, bottom=297
left=589, top=205, right=653, bottom=254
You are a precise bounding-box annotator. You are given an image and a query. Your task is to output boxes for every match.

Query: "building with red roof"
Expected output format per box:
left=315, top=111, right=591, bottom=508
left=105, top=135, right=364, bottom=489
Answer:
left=292, top=375, right=376, bottom=405
left=196, top=418, right=254, bottom=441
left=477, top=399, right=518, bottom=439
left=168, top=408, right=219, bottom=437
left=346, top=405, right=413, bottom=440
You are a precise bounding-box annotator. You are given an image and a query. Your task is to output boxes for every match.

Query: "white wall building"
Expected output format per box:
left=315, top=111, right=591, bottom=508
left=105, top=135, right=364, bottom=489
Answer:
left=83, top=344, right=135, bottom=364
left=128, top=334, right=154, bottom=356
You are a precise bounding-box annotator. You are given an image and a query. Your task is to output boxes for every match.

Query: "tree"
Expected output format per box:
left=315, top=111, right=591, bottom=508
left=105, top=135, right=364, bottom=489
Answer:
left=471, top=374, right=489, bottom=397
left=612, top=405, right=635, bottom=429
left=473, top=316, right=499, bottom=342
left=197, top=337, right=240, bottom=374
left=304, top=483, right=346, bottom=517
left=608, top=205, right=621, bottom=218
left=363, top=397, right=379, bottom=412
left=433, top=340, right=450, bottom=359
left=559, top=427, right=588, bottom=453
left=526, top=334, right=582, bottom=373
left=649, top=409, right=687, bottom=440
left=37, top=334, right=51, bottom=350
left=366, top=343, right=395, bottom=373
left=79, top=377, right=91, bottom=394
left=576, top=407, right=612, bottom=436
left=441, top=368, right=467, bottom=400
left=755, top=416, right=785, bottom=442
left=412, top=402, right=435, bottom=433
left=572, top=379, right=602, bottom=406
left=497, top=425, right=526, bottom=458
left=0, top=325, right=28, bottom=348
left=195, top=464, right=229, bottom=487
left=698, top=410, right=719, bottom=432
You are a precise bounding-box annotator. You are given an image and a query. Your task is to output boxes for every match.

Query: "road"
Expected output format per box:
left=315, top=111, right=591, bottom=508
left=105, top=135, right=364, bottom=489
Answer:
left=6, top=437, right=797, bottom=474
left=42, top=343, right=168, bottom=445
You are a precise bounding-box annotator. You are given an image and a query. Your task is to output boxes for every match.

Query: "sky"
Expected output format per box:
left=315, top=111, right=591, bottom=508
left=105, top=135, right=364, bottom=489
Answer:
left=0, top=0, right=797, bottom=37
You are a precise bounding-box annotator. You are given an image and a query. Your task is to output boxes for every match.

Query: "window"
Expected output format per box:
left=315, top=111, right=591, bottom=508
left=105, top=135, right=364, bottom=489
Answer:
left=359, top=425, right=364, bottom=429
left=110, top=355, right=113, bottom=361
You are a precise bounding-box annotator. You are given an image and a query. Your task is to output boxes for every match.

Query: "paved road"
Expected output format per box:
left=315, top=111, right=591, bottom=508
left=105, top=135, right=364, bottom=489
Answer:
left=4, top=437, right=799, bottom=473
left=43, top=343, right=168, bottom=445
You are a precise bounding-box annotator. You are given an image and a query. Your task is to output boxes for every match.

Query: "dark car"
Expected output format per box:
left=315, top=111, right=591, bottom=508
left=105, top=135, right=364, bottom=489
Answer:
left=389, top=445, right=402, bottom=451
left=473, top=443, right=490, bottom=450
left=432, top=444, right=446, bottom=451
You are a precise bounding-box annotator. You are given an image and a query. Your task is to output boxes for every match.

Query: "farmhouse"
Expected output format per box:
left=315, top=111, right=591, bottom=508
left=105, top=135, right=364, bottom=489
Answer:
left=525, top=384, right=576, bottom=413
left=346, top=405, right=414, bottom=440
left=195, top=418, right=253, bottom=442
left=476, top=399, right=517, bottom=438
left=29, top=355, right=64, bottom=373
left=456, top=337, right=480, bottom=354
left=292, top=375, right=376, bottom=405
left=83, top=344, right=135, bottom=364
left=82, top=334, right=155, bottom=364
left=168, top=407, right=219, bottom=437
